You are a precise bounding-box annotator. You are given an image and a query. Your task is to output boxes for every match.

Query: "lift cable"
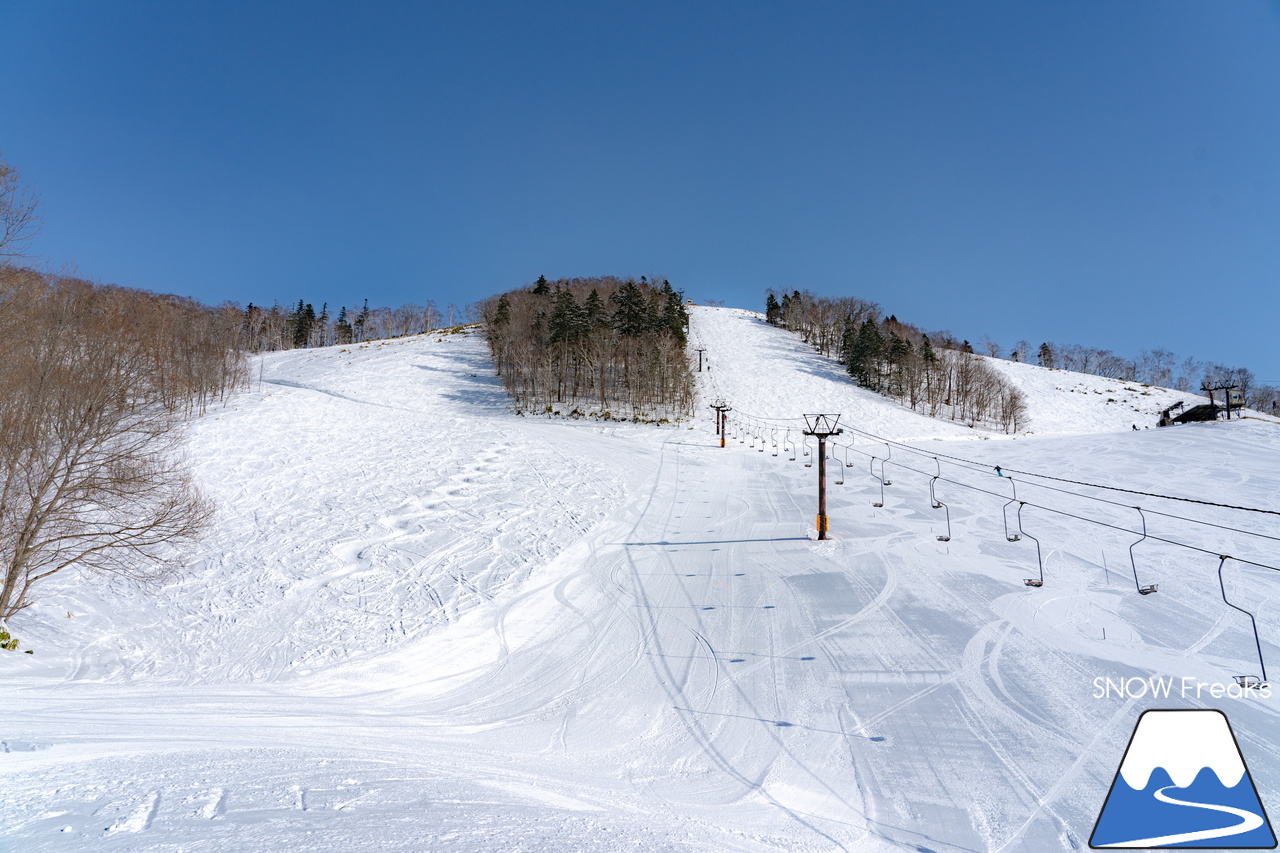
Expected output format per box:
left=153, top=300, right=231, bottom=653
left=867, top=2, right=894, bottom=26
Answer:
left=726, top=406, right=1280, bottom=539
left=836, top=423, right=1280, bottom=520
left=821, top=437, right=1280, bottom=575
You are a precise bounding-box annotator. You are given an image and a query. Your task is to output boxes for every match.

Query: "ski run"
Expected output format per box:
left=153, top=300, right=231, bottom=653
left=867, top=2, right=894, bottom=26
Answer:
left=4, top=305, right=1278, bottom=852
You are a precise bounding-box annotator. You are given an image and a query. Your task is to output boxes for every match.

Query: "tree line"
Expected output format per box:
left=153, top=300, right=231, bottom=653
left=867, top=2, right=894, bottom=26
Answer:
left=237, top=298, right=467, bottom=352
left=767, top=290, right=1028, bottom=432
left=482, top=275, right=693, bottom=421
left=0, top=266, right=248, bottom=622
left=1017, top=341, right=1271, bottom=412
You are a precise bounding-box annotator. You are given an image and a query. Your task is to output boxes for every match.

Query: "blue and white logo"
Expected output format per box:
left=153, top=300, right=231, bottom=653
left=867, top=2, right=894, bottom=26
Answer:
left=1091, top=709, right=1276, bottom=848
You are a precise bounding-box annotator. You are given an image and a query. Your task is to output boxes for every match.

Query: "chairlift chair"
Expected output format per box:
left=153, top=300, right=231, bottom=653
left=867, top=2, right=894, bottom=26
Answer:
left=875, top=444, right=893, bottom=485
left=785, top=429, right=796, bottom=461
left=1217, top=555, right=1269, bottom=688
left=802, top=435, right=813, bottom=467
left=1129, top=508, right=1158, bottom=595
left=870, top=456, right=884, bottom=506
left=869, top=445, right=892, bottom=507
left=770, top=428, right=779, bottom=456
left=833, top=444, right=846, bottom=485
left=929, top=459, right=952, bottom=542
left=1015, top=502, right=1045, bottom=588
left=1001, top=478, right=1021, bottom=542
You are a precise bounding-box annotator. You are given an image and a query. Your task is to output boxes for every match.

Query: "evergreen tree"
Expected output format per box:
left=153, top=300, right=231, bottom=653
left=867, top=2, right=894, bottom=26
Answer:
left=354, top=299, right=369, bottom=342
left=548, top=288, right=582, bottom=344
left=765, top=293, right=782, bottom=325
left=920, top=334, right=937, bottom=365
left=839, top=315, right=858, bottom=365
left=290, top=300, right=316, bottom=348
left=889, top=331, right=913, bottom=365
left=532, top=275, right=550, bottom=296
left=335, top=306, right=353, bottom=343
left=659, top=281, right=688, bottom=345
left=316, top=303, right=330, bottom=346
left=887, top=332, right=913, bottom=397
left=1038, top=342, right=1055, bottom=368
left=847, top=318, right=884, bottom=388
left=492, top=294, right=511, bottom=326
left=611, top=281, right=651, bottom=336
left=583, top=289, right=607, bottom=328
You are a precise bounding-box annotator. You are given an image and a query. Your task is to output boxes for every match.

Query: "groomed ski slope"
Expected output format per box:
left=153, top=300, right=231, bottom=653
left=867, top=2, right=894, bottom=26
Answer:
left=3, top=306, right=1278, bottom=852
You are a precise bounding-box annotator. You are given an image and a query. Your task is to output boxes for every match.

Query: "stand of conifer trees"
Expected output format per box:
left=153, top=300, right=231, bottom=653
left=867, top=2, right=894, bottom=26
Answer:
left=483, top=276, right=693, bottom=421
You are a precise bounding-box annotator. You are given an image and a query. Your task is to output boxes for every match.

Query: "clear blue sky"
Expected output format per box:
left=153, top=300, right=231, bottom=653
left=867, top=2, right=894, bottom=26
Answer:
left=3, top=1, right=1278, bottom=380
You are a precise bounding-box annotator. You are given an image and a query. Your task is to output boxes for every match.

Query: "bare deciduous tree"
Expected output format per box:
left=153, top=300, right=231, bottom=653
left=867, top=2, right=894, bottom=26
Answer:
left=0, top=153, right=40, bottom=262
left=0, top=271, right=235, bottom=621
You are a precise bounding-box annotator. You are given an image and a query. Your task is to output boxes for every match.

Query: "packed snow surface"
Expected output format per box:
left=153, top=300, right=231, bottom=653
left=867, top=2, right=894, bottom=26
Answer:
left=4, top=306, right=1279, bottom=851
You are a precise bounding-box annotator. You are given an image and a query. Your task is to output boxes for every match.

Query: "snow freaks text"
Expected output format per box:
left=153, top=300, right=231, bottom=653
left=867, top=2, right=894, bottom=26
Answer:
left=1093, top=677, right=1272, bottom=701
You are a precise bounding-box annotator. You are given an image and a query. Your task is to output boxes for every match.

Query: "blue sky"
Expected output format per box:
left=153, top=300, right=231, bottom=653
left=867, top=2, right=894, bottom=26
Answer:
left=2, top=1, right=1278, bottom=380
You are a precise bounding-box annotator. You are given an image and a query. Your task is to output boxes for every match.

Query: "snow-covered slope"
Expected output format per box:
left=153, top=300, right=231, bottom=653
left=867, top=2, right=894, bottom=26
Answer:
left=4, top=307, right=1279, bottom=852
left=980, top=354, right=1207, bottom=436
left=692, top=305, right=1275, bottom=438
left=689, top=306, right=977, bottom=439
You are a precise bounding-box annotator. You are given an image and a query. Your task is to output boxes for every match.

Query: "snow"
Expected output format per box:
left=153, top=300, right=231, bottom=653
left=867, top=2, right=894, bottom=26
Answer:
left=3, top=307, right=1279, bottom=851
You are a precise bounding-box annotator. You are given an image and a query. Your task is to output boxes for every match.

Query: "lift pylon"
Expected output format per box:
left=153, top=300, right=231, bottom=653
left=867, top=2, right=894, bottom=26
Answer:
left=802, top=414, right=843, bottom=540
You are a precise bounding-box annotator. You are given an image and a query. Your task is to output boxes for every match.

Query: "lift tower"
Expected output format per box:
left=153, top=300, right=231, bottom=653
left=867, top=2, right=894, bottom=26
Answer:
left=710, top=401, right=731, bottom=448
left=803, top=414, right=843, bottom=540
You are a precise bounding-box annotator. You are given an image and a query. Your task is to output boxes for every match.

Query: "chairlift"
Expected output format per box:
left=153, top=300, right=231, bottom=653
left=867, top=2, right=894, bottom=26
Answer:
left=869, top=445, right=892, bottom=507
left=874, top=444, right=893, bottom=485
left=929, top=458, right=951, bottom=542
left=833, top=444, right=846, bottom=485
left=1217, top=555, right=1268, bottom=688
left=870, top=455, right=890, bottom=502
left=1001, top=478, right=1021, bottom=542
left=770, top=427, right=779, bottom=457
left=1015, top=502, right=1045, bottom=587
left=802, top=434, right=813, bottom=467
left=785, top=429, right=796, bottom=461
left=1129, top=507, right=1158, bottom=595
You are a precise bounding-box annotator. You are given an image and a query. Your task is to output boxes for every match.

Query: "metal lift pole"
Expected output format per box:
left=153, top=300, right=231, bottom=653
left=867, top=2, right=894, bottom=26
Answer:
left=710, top=401, right=731, bottom=447
left=802, top=414, right=843, bottom=540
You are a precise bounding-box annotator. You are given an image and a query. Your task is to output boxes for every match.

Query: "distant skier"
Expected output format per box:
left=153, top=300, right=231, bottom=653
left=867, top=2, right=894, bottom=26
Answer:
left=1132, top=424, right=1138, bottom=431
